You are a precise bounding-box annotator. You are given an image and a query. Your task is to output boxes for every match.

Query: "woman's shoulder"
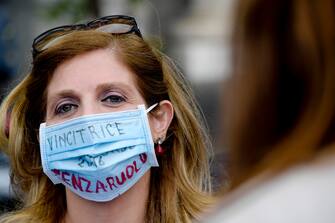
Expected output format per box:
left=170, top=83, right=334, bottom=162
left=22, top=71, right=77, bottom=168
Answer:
left=207, top=156, right=335, bottom=223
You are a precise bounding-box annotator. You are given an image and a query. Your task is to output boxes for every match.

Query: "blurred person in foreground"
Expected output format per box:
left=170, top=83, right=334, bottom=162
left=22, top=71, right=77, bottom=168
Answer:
left=0, top=15, right=213, bottom=223
left=208, top=0, right=335, bottom=222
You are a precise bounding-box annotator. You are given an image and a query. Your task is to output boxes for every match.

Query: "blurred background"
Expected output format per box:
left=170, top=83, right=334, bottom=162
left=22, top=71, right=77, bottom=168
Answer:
left=0, top=0, right=234, bottom=214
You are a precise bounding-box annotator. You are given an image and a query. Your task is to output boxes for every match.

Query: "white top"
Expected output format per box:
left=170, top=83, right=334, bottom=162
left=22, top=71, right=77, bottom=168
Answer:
left=207, top=156, right=335, bottom=223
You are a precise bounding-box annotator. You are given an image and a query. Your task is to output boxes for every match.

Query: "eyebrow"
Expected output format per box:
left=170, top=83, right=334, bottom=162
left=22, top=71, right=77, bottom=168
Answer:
left=48, top=89, right=78, bottom=102
left=95, top=82, right=137, bottom=94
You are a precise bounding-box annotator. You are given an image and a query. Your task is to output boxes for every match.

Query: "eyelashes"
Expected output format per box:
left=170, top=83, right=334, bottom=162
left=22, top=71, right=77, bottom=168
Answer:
left=101, top=93, right=126, bottom=105
left=54, top=100, right=78, bottom=116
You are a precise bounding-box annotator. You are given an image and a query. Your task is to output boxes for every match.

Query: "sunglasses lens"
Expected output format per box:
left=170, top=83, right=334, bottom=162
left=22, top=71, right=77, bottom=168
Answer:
left=35, top=27, right=75, bottom=52
left=95, top=23, right=134, bottom=33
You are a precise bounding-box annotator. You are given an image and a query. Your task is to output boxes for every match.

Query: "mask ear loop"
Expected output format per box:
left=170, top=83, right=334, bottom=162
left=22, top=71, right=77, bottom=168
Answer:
left=146, top=103, right=159, bottom=113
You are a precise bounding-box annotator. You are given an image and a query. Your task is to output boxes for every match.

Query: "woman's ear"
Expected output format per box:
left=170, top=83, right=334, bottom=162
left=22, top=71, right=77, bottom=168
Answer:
left=4, top=111, right=10, bottom=138
left=148, top=100, right=174, bottom=140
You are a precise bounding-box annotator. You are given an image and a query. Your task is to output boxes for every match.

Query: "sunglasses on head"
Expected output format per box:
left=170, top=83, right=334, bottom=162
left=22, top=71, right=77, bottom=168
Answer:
left=32, top=15, right=142, bottom=59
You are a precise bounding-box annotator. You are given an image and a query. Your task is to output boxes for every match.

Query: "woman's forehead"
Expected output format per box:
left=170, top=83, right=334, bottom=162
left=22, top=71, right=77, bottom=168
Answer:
left=46, top=49, right=138, bottom=96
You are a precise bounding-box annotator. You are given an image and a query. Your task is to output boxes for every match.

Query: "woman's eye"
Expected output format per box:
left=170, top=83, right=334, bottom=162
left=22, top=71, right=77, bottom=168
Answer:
left=102, top=94, right=126, bottom=105
left=55, top=103, right=77, bottom=115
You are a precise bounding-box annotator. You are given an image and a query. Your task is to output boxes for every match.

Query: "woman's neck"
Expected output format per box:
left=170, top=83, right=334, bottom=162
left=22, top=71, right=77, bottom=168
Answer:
left=63, top=172, right=150, bottom=223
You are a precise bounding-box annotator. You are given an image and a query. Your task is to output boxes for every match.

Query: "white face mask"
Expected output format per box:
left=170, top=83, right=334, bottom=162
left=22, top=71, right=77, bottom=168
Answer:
left=39, top=104, right=159, bottom=202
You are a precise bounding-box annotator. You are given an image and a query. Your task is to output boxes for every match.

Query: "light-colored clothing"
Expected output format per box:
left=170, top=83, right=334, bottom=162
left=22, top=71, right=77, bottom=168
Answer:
left=207, top=157, right=335, bottom=223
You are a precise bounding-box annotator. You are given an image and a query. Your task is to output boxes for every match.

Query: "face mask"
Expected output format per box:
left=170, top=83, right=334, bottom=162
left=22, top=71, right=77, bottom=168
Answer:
left=39, top=104, right=159, bottom=202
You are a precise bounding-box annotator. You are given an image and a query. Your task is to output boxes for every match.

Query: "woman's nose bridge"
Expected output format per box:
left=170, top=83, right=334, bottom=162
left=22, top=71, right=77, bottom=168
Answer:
left=81, top=96, right=101, bottom=116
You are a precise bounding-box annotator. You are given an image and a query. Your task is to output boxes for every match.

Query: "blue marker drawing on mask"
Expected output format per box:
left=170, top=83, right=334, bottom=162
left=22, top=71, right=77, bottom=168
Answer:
left=39, top=104, right=159, bottom=202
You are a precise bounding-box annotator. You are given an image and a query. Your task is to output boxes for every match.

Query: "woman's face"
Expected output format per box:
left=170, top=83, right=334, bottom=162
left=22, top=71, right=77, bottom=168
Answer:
left=45, top=49, right=146, bottom=125
left=45, top=48, right=155, bottom=205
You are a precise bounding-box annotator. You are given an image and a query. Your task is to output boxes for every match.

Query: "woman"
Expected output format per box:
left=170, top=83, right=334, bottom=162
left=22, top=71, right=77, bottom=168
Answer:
left=0, top=15, right=213, bottom=223
left=208, top=0, right=335, bottom=222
